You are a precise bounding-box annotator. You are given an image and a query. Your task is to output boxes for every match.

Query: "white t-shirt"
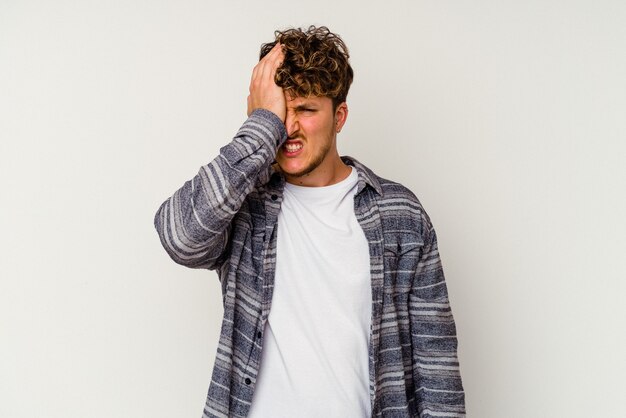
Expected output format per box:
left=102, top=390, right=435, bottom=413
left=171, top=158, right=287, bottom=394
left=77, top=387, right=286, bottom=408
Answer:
left=247, top=166, right=372, bottom=418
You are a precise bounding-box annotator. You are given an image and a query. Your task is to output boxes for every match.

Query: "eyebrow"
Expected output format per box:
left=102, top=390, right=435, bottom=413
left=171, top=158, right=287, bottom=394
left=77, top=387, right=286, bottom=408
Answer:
left=292, top=103, right=317, bottom=111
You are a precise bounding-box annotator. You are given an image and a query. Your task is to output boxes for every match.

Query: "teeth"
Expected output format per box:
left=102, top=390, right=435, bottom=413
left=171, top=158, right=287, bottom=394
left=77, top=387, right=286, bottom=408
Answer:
left=285, top=143, right=303, bottom=152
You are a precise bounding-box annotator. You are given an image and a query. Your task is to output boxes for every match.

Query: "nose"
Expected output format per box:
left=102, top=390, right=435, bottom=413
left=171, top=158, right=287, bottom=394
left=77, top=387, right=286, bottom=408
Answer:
left=285, top=111, right=299, bottom=139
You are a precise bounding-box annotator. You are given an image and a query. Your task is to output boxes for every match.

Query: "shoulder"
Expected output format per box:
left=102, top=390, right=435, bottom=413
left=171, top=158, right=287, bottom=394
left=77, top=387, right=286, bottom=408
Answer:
left=375, top=175, right=435, bottom=240
left=345, top=155, right=435, bottom=236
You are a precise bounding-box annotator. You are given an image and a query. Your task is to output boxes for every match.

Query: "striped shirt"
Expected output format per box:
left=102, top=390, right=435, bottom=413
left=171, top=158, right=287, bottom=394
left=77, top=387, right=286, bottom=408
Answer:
left=153, top=109, right=466, bottom=417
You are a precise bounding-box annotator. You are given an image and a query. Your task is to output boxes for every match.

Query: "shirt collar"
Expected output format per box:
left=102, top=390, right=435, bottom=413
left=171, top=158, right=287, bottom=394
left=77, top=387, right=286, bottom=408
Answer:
left=341, top=155, right=383, bottom=196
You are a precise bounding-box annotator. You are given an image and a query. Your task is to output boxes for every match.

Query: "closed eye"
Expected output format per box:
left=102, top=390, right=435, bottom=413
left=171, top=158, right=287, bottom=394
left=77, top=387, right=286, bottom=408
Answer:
left=295, top=106, right=317, bottom=113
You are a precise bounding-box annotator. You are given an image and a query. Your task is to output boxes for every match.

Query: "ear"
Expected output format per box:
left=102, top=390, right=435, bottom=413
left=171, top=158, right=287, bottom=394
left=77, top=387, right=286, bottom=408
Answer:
left=334, top=102, right=348, bottom=133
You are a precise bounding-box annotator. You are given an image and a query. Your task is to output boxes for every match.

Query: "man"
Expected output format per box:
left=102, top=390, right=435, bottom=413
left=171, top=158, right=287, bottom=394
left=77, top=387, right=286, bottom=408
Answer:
left=154, top=26, right=465, bottom=418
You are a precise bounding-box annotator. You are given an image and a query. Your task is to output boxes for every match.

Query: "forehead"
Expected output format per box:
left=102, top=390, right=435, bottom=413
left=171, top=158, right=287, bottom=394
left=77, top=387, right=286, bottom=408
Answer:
left=285, top=95, right=332, bottom=107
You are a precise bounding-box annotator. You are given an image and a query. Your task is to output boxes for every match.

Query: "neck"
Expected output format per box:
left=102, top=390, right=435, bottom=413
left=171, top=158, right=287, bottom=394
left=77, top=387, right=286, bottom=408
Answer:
left=284, top=152, right=351, bottom=187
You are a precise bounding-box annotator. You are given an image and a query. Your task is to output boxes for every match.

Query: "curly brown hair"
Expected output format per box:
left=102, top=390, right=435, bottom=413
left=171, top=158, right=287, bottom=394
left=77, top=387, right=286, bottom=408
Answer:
left=259, top=25, right=354, bottom=110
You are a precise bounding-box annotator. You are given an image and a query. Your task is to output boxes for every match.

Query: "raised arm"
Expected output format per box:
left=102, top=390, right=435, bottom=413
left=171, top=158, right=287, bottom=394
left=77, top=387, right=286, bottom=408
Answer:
left=153, top=43, right=287, bottom=270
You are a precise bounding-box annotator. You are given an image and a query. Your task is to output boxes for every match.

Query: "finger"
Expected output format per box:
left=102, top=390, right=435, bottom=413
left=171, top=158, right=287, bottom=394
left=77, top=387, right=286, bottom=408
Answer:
left=251, top=43, right=282, bottom=91
left=256, top=45, right=278, bottom=84
left=266, top=42, right=281, bottom=57
left=251, top=54, right=270, bottom=90
left=263, top=44, right=283, bottom=81
left=262, top=43, right=282, bottom=70
left=267, top=42, right=284, bottom=65
left=255, top=43, right=278, bottom=79
left=250, top=61, right=260, bottom=91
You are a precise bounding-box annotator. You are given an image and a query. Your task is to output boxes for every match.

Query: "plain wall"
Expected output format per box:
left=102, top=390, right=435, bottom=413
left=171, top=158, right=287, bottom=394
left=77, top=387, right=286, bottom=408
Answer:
left=1, top=1, right=625, bottom=417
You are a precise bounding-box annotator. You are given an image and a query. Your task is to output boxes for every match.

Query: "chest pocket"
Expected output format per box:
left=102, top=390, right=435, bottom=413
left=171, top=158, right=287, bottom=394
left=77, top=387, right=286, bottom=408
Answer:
left=383, top=239, right=423, bottom=297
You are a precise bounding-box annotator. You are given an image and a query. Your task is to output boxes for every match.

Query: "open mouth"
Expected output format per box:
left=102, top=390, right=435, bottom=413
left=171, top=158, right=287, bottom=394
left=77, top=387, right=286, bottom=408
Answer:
left=282, top=141, right=303, bottom=157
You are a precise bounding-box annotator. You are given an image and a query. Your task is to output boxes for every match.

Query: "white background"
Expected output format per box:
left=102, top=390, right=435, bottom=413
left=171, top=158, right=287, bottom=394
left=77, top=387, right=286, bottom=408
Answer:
left=1, top=1, right=625, bottom=417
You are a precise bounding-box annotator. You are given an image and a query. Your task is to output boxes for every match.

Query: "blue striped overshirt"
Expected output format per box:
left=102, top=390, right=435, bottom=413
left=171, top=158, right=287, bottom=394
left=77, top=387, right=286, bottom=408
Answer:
left=154, top=109, right=466, bottom=417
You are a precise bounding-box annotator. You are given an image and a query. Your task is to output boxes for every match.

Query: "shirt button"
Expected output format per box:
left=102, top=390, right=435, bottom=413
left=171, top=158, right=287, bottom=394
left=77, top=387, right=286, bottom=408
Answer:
left=257, top=331, right=262, bottom=338
left=271, top=194, right=278, bottom=201
left=245, top=378, right=251, bottom=385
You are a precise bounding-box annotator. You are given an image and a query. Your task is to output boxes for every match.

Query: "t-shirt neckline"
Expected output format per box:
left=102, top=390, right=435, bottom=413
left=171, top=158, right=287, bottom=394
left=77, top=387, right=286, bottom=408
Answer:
left=284, top=166, right=357, bottom=196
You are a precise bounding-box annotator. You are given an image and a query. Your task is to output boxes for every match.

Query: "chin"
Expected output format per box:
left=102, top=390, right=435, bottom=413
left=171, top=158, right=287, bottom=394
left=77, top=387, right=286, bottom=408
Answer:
left=278, top=160, right=314, bottom=178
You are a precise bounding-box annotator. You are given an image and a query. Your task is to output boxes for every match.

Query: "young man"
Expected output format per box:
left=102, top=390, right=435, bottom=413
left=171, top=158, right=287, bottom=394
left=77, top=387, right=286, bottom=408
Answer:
left=154, top=26, right=465, bottom=418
